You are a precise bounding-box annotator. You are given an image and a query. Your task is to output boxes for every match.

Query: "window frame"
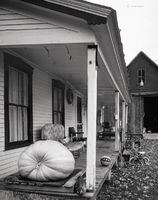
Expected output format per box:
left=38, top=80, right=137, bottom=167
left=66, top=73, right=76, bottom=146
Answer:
left=137, top=68, right=145, bottom=85
left=4, top=53, right=33, bottom=150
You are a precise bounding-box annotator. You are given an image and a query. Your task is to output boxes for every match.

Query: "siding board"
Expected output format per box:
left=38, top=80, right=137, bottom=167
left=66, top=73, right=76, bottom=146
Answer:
left=0, top=51, right=87, bottom=179
left=0, top=14, right=31, bottom=21
left=0, top=19, right=43, bottom=25
left=0, top=56, right=53, bottom=178
left=0, top=8, right=12, bottom=15
left=0, top=8, right=59, bottom=32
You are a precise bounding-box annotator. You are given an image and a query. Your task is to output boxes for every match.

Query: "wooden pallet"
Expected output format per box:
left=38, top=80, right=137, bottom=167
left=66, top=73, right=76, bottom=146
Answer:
left=3, top=169, right=85, bottom=195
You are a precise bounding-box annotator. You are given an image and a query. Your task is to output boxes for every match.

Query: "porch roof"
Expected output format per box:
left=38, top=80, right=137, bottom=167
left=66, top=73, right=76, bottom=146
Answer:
left=21, top=0, right=112, bottom=25
left=0, top=0, right=131, bottom=104
left=18, top=0, right=130, bottom=104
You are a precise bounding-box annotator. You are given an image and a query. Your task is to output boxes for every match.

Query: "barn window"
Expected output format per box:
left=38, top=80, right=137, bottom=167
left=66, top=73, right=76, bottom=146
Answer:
left=137, top=69, right=145, bottom=85
left=4, top=53, right=33, bottom=150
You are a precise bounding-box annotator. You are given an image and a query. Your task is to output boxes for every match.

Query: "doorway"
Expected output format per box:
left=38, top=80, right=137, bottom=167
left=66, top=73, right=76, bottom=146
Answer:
left=144, top=97, right=158, bottom=133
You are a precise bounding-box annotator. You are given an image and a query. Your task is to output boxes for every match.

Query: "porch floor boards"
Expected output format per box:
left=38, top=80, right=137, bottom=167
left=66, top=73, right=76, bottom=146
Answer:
left=0, top=139, right=119, bottom=200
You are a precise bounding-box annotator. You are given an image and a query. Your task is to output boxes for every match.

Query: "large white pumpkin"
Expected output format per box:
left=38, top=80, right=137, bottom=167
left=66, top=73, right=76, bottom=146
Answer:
left=18, top=140, right=75, bottom=181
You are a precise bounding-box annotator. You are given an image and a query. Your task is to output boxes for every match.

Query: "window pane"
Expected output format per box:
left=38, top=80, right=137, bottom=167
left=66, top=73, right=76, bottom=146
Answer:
left=17, top=107, right=28, bottom=141
left=9, top=105, right=18, bottom=142
left=142, top=70, right=145, bottom=83
left=9, top=67, right=29, bottom=106
left=54, top=88, right=58, bottom=111
left=9, top=67, right=19, bottom=104
left=58, top=89, right=62, bottom=111
left=54, top=112, right=63, bottom=124
left=138, top=70, right=141, bottom=76
left=9, top=106, right=28, bottom=142
left=18, top=71, right=23, bottom=105
left=23, top=73, right=28, bottom=106
left=77, top=97, right=82, bottom=123
left=23, top=108, right=28, bottom=140
left=17, top=107, right=23, bottom=141
left=54, top=112, right=59, bottom=124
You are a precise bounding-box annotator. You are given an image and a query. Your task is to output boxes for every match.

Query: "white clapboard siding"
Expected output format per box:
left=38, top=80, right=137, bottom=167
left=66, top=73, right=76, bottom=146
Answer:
left=0, top=58, right=53, bottom=178
left=0, top=19, right=54, bottom=26
left=0, top=50, right=87, bottom=178
left=0, top=7, right=63, bottom=32
left=0, top=6, right=95, bottom=46
left=0, top=8, right=11, bottom=14
left=0, top=147, right=25, bottom=178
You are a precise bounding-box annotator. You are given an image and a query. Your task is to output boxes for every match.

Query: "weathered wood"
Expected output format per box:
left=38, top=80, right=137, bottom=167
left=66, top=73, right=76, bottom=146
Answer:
left=0, top=19, right=43, bottom=25
left=0, top=6, right=95, bottom=46
left=122, top=101, right=126, bottom=146
left=0, top=29, right=95, bottom=46
left=0, top=23, right=57, bottom=31
left=125, top=105, right=128, bottom=133
left=86, top=45, right=97, bottom=191
left=0, top=140, right=119, bottom=199
left=115, top=91, right=120, bottom=151
left=64, top=170, right=85, bottom=188
left=0, top=8, right=12, bottom=15
left=0, top=14, right=29, bottom=20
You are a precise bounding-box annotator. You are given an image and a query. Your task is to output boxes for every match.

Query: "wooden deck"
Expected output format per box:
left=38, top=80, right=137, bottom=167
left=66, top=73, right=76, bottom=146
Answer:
left=0, top=139, right=119, bottom=200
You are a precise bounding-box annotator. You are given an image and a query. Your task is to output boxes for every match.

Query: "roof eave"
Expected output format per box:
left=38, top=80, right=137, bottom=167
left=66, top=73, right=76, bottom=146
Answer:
left=20, top=0, right=114, bottom=25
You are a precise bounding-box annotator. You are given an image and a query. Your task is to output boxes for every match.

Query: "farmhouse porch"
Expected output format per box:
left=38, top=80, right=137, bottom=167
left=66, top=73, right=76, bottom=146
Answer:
left=0, top=0, right=130, bottom=199
left=0, top=139, right=118, bottom=200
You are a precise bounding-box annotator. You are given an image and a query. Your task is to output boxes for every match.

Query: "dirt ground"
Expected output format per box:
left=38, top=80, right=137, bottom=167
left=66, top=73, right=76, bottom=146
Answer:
left=97, top=139, right=158, bottom=200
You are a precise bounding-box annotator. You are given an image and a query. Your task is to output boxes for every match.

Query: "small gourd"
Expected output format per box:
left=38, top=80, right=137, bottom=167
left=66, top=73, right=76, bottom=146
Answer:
left=100, top=156, right=111, bottom=166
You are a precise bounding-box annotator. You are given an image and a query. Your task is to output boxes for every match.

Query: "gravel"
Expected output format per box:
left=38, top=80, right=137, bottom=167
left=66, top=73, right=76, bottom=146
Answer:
left=97, top=139, right=158, bottom=200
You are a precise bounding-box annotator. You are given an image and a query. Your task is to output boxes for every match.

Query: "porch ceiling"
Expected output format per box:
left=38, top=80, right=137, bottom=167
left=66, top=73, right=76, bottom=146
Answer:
left=10, top=43, right=115, bottom=105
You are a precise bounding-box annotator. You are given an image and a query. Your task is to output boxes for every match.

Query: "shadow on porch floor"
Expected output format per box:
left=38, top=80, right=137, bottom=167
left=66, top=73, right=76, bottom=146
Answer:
left=0, top=139, right=119, bottom=200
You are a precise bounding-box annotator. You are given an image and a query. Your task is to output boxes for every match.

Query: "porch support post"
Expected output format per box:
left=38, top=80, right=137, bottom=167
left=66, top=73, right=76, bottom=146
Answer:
left=86, top=45, right=97, bottom=191
left=115, top=91, right=120, bottom=152
left=125, top=105, right=128, bottom=133
left=122, top=101, right=126, bottom=149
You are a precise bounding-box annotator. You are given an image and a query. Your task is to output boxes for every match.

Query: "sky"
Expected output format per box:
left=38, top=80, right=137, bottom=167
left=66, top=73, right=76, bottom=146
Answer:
left=85, top=0, right=158, bottom=65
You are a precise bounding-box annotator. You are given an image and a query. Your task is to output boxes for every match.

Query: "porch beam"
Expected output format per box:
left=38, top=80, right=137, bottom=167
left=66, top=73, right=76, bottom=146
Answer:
left=0, top=29, right=95, bottom=47
left=86, top=45, right=97, bottom=191
left=115, top=91, right=120, bottom=152
left=122, top=101, right=126, bottom=148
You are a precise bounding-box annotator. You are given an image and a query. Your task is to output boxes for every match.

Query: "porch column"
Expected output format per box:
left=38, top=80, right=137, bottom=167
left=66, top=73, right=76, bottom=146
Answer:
left=125, top=105, right=128, bottom=133
left=115, top=91, right=120, bottom=151
left=122, top=101, right=126, bottom=149
left=86, top=45, right=97, bottom=191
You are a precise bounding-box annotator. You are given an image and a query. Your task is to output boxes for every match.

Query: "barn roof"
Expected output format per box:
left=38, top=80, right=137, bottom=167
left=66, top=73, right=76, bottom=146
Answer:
left=128, top=51, right=158, bottom=69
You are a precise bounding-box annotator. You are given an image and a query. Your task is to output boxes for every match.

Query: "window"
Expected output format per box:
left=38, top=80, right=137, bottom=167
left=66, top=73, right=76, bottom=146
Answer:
left=137, top=69, right=145, bottom=85
left=52, top=80, right=65, bottom=125
left=77, top=96, right=82, bottom=124
left=4, top=53, right=33, bottom=150
left=77, top=96, right=82, bottom=132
